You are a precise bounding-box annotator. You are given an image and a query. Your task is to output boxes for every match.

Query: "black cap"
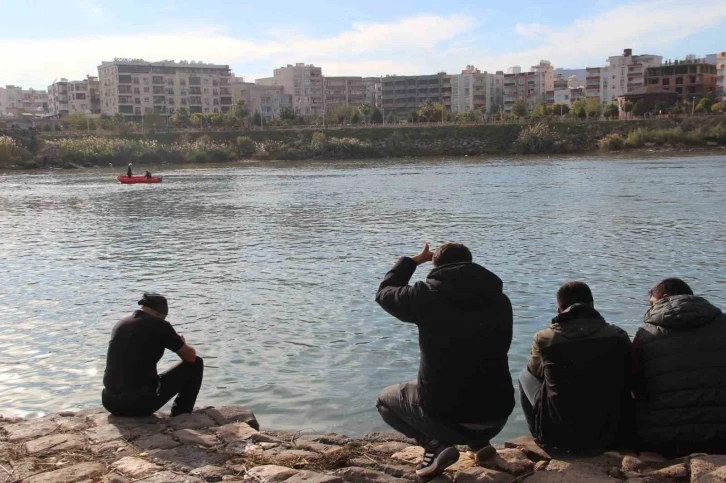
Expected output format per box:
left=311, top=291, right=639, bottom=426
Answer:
left=138, top=293, right=169, bottom=316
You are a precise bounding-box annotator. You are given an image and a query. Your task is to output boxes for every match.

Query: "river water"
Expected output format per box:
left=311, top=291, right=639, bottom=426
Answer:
left=1, top=154, right=725, bottom=441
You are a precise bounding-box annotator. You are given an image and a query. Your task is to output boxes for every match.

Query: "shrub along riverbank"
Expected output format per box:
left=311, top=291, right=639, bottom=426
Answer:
left=2, top=117, right=725, bottom=169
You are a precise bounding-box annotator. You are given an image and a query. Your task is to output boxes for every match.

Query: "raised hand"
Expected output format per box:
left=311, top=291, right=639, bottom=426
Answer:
left=411, top=243, right=434, bottom=265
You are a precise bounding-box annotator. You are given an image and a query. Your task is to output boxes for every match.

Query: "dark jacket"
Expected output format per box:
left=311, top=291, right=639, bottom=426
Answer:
left=634, top=295, right=726, bottom=455
left=527, top=304, right=632, bottom=452
left=376, top=257, right=515, bottom=423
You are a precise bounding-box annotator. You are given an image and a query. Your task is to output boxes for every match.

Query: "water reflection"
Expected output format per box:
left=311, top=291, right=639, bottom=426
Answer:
left=1, top=155, right=725, bottom=440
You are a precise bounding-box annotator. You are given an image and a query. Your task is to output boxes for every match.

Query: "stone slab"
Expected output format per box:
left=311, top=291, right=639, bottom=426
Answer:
left=479, top=448, right=535, bottom=476
left=190, top=464, right=231, bottom=481
left=333, top=467, right=401, bottom=483
left=216, top=422, right=278, bottom=445
left=5, top=419, right=58, bottom=442
left=692, top=456, right=726, bottom=483
left=135, top=471, right=204, bottom=482
left=169, top=413, right=217, bottom=431
left=369, top=442, right=410, bottom=455
left=201, top=406, right=259, bottom=430
left=391, top=446, right=423, bottom=465
left=285, top=470, right=343, bottom=483
left=22, top=461, right=107, bottom=483
left=135, top=433, right=182, bottom=450
left=452, top=467, right=514, bottom=483
left=245, top=465, right=300, bottom=482
left=174, top=428, right=219, bottom=447
left=504, top=436, right=551, bottom=462
left=54, top=416, right=90, bottom=432
left=113, top=456, right=163, bottom=478
left=150, top=444, right=229, bottom=470
left=25, top=433, right=85, bottom=454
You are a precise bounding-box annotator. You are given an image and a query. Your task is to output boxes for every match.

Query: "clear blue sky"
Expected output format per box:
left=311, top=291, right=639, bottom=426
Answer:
left=1, top=0, right=725, bottom=88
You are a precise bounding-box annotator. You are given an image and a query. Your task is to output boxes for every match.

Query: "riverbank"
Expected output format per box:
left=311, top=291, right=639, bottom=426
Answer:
left=2, top=406, right=724, bottom=483
left=2, top=117, right=725, bottom=169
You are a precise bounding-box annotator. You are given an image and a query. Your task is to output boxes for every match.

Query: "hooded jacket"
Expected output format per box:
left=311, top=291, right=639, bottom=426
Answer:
left=527, top=304, right=632, bottom=452
left=375, top=257, right=515, bottom=423
left=634, top=295, right=726, bottom=454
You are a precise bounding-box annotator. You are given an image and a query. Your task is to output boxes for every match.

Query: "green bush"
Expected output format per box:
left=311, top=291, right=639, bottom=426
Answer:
left=311, top=131, right=327, bottom=152
left=236, top=136, right=257, bottom=158
left=598, top=133, right=626, bottom=151
left=512, top=122, right=572, bottom=154
left=0, top=135, right=32, bottom=166
left=624, top=128, right=703, bottom=148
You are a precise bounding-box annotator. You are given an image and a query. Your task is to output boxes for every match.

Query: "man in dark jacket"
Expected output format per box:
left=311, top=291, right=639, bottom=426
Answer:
left=102, top=293, right=204, bottom=417
left=520, top=282, right=632, bottom=453
left=634, top=278, right=726, bottom=456
left=375, top=242, right=514, bottom=477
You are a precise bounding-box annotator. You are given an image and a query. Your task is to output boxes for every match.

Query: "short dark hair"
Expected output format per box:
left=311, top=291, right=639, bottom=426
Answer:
left=433, top=243, right=472, bottom=267
left=138, top=293, right=169, bottom=316
left=557, top=282, right=594, bottom=311
left=649, top=278, right=693, bottom=300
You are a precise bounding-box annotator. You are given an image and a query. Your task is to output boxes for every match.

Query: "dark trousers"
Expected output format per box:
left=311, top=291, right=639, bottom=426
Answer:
left=376, top=381, right=507, bottom=447
left=518, top=368, right=542, bottom=435
left=103, top=357, right=204, bottom=417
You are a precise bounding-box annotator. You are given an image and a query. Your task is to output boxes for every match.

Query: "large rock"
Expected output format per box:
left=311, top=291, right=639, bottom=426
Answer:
left=244, top=465, right=300, bottom=483
left=452, top=467, right=514, bottom=483
left=691, top=456, right=726, bottom=483
left=363, top=432, right=416, bottom=445
left=391, top=446, right=423, bottom=465
left=54, top=416, right=90, bottom=432
left=22, top=462, right=107, bottom=483
left=25, top=433, right=86, bottom=454
left=334, top=467, right=402, bottom=483
left=4, top=418, right=58, bottom=442
left=201, top=407, right=259, bottom=430
left=369, top=442, right=411, bottom=455
left=216, top=422, right=277, bottom=445
left=190, top=464, right=231, bottom=482
left=169, top=413, right=217, bottom=431
left=504, top=436, right=551, bottom=462
left=135, top=433, right=182, bottom=450
left=479, top=448, right=535, bottom=476
left=298, top=434, right=351, bottom=446
left=347, top=458, right=416, bottom=479
left=174, top=429, right=219, bottom=447
left=151, top=444, right=229, bottom=470
left=113, top=456, right=163, bottom=478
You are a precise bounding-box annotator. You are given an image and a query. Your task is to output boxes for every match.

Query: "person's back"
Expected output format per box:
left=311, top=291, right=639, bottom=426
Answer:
left=634, top=278, right=726, bottom=455
left=522, top=282, right=632, bottom=453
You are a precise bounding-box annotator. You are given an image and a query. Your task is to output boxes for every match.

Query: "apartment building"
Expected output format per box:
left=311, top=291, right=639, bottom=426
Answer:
left=0, top=85, right=48, bottom=116
left=48, top=76, right=100, bottom=116
left=503, top=60, right=553, bottom=112
left=324, top=76, right=365, bottom=111
left=97, top=58, right=232, bottom=118
left=272, top=64, right=324, bottom=117
left=586, top=49, right=663, bottom=105
left=231, top=78, right=292, bottom=123
left=380, top=73, right=449, bottom=118
left=717, top=52, right=725, bottom=102
left=645, top=58, right=718, bottom=102
left=363, top=77, right=381, bottom=106
left=449, top=66, right=504, bottom=114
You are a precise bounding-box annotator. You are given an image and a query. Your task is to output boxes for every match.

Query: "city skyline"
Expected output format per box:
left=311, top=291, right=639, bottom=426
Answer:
left=1, top=0, right=726, bottom=89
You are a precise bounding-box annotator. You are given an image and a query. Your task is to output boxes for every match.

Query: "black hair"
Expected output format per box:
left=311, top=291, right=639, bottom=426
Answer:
left=433, top=242, right=473, bottom=267
left=557, top=281, right=594, bottom=311
left=649, top=278, right=693, bottom=300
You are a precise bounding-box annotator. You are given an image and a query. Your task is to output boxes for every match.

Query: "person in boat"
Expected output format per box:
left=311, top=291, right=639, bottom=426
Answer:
left=520, top=281, right=632, bottom=453
left=145, top=170, right=152, bottom=179
left=375, top=242, right=514, bottom=477
left=127, top=163, right=133, bottom=177
left=102, top=293, right=204, bottom=417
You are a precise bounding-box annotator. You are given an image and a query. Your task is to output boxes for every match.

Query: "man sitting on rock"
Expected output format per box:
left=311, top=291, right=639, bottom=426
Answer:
left=634, top=278, right=726, bottom=456
left=102, top=293, right=204, bottom=417
left=520, top=282, right=632, bottom=453
left=375, top=242, right=514, bottom=477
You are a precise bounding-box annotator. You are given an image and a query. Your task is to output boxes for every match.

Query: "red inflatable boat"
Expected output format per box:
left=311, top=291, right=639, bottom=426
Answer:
left=117, top=176, right=162, bottom=184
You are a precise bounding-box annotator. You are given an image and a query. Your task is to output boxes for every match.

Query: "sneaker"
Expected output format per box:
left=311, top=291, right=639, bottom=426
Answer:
left=416, top=440, right=460, bottom=478
left=466, top=443, right=497, bottom=464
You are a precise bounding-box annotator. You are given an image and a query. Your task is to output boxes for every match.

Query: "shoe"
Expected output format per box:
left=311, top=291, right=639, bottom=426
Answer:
left=416, top=440, right=460, bottom=478
left=466, top=443, right=497, bottom=464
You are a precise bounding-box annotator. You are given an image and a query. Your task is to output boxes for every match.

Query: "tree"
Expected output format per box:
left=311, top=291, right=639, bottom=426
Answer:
left=697, top=98, right=714, bottom=113
left=511, top=100, right=528, bottom=119
left=653, top=101, right=669, bottom=115
left=327, top=105, right=356, bottom=124
left=145, top=113, right=165, bottom=130
left=350, top=110, right=362, bottom=124
left=531, top=103, right=552, bottom=118
left=226, top=99, right=249, bottom=129
left=551, top=103, right=570, bottom=116
left=370, top=107, right=383, bottom=124
left=358, top=102, right=373, bottom=123
left=623, top=101, right=635, bottom=117
left=67, top=113, right=90, bottom=131
left=586, top=98, right=602, bottom=119
left=99, top=114, right=115, bottom=131
left=671, top=101, right=685, bottom=115
left=455, top=111, right=477, bottom=124
left=170, top=107, right=190, bottom=127
left=386, top=112, right=396, bottom=124
left=190, top=113, right=202, bottom=128
left=279, top=106, right=297, bottom=125
left=251, top=110, right=263, bottom=127
left=713, top=102, right=724, bottom=113
left=603, top=103, right=620, bottom=119
left=632, top=99, right=647, bottom=117
left=572, top=99, right=587, bottom=119
left=113, top=112, right=126, bottom=126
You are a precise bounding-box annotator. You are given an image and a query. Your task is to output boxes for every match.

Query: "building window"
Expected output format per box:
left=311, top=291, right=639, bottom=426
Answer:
left=144, top=87, right=150, bottom=93
left=662, top=78, right=670, bottom=86
left=676, top=77, right=683, bottom=85
left=690, top=76, right=697, bottom=84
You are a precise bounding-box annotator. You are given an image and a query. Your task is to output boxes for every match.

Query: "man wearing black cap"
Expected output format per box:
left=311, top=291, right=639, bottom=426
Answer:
left=102, top=293, right=204, bottom=417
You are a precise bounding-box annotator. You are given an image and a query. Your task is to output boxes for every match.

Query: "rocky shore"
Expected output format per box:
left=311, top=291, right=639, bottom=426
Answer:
left=1, top=406, right=725, bottom=483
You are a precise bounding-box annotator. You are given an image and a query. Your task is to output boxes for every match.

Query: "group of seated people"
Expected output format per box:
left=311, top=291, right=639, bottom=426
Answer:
left=101, top=241, right=726, bottom=480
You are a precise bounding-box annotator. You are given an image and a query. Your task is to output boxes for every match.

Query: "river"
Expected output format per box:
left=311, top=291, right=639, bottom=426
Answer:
left=1, top=154, right=725, bottom=441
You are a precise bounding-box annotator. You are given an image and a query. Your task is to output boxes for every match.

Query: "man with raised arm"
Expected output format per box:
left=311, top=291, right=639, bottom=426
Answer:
left=102, top=293, right=204, bottom=417
left=375, top=242, right=514, bottom=478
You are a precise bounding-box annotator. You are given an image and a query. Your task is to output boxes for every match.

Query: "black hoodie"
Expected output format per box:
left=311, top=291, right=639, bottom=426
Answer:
left=376, top=257, right=515, bottom=423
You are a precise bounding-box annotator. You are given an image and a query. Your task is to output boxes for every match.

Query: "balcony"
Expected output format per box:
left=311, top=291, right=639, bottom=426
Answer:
left=586, top=76, right=600, bottom=81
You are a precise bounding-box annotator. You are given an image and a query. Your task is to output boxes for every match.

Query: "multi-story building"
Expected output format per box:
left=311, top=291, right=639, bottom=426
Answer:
left=48, top=76, right=100, bottom=116
left=363, top=77, right=381, bottom=106
left=449, top=66, right=504, bottom=115
left=716, top=52, right=725, bottom=102
left=645, top=58, right=718, bottom=102
left=586, top=49, right=663, bottom=105
left=324, top=76, right=365, bottom=111
left=272, top=63, right=324, bottom=117
left=97, top=58, right=232, bottom=119
left=503, top=60, right=553, bottom=112
left=1, top=85, right=48, bottom=116
left=231, top=78, right=292, bottom=123
left=380, top=73, right=449, bottom=118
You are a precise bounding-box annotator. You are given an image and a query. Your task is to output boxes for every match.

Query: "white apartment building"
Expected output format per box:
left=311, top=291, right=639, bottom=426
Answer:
left=1, top=85, right=48, bottom=116
left=503, top=60, right=554, bottom=112
left=586, top=49, right=663, bottom=105
left=231, top=78, right=292, bottom=123
left=97, top=58, right=232, bottom=118
left=48, top=76, right=100, bottom=116
left=272, top=63, right=324, bottom=117
left=450, top=66, right=504, bottom=114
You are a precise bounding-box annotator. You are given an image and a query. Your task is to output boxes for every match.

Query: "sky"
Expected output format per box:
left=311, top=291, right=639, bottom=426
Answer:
left=1, top=0, right=725, bottom=89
